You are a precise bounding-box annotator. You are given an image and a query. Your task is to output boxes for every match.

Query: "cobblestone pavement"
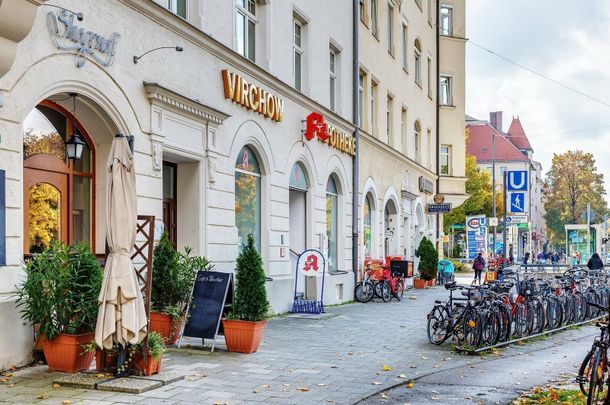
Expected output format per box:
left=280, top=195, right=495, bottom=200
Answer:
left=0, top=284, right=598, bottom=404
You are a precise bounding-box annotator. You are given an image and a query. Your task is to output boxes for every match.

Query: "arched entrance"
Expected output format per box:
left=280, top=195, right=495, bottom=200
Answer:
left=289, top=162, right=310, bottom=297
left=384, top=199, right=398, bottom=257
left=23, top=99, right=95, bottom=254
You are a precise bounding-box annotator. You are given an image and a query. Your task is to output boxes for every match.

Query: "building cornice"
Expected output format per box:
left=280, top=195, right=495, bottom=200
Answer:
left=119, top=0, right=355, bottom=132
left=143, top=82, right=230, bottom=125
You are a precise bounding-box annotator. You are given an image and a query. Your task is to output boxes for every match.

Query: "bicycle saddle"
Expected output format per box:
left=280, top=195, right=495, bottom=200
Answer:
left=444, top=281, right=457, bottom=289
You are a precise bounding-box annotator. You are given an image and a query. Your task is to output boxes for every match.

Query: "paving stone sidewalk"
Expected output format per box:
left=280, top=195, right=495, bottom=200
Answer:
left=0, top=285, right=598, bottom=405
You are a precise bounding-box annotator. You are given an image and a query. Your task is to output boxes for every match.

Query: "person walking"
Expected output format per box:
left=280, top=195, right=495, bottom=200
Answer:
left=587, top=253, right=604, bottom=270
left=473, top=252, right=485, bottom=285
left=523, top=252, right=530, bottom=265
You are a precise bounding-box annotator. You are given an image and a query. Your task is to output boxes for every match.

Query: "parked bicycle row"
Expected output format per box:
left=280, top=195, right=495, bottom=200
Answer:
left=355, top=262, right=406, bottom=303
left=426, top=268, right=610, bottom=348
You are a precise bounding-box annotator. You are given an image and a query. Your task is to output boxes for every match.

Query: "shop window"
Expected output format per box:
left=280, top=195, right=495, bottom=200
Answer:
left=23, top=101, right=95, bottom=254
left=326, top=176, right=339, bottom=273
left=236, top=0, right=256, bottom=62
left=235, top=146, right=262, bottom=252
left=364, top=193, right=374, bottom=257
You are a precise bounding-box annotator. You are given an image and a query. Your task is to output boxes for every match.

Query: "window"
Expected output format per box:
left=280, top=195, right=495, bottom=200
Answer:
left=414, top=39, right=421, bottom=85
left=167, top=0, right=187, bottom=19
left=427, top=0, right=432, bottom=23
left=329, top=49, right=337, bottom=111
left=363, top=193, right=374, bottom=257
left=440, top=145, right=451, bottom=175
left=401, top=108, right=407, bottom=155
left=414, top=121, right=421, bottom=162
left=326, top=176, right=339, bottom=273
left=387, top=3, right=394, bottom=54
left=440, top=4, right=453, bottom=36
left=370, top=81, right=378, bottom=136
left=386, top=95, right=394, bottom=146
left=293, top=19, right=303, bottom=91
left=235, top=0, right=256, bottom=62
left=235, top=146, right=262, bottom=252
left=427, top=129, right=432, bottom=169
left=427, top=57, right=432, bottom=98
left=402, top=23, right=408, bottom=71
left=358, top=72, right=365, bottom=127
left=162, top=162, right=178, bottom=249
left=439, top=75, right=452, bottom=105
left=289, top=162, right=308, bottom=191
left=371, top=0, right=378, bottom=36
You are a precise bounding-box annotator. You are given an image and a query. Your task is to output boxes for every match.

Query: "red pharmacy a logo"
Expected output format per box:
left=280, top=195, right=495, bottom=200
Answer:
left=305, top=112, right=329, bottom=142
left=302, top=254, right=319, bottom=273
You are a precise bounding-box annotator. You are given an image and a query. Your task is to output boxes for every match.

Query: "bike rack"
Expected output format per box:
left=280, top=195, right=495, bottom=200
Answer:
left=454, top=314, right=607, bottom=354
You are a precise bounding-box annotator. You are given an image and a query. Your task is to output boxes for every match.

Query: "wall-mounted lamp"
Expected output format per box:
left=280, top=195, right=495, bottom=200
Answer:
left=133, top=46, right=183, bottom=64
left=43, top=4, right=83, bottom=21
left=65, top=94, right=85, bottom=160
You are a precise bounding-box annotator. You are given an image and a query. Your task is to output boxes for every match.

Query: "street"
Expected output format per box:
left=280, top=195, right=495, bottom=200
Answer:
left=0, top=282, right=597, bottom=404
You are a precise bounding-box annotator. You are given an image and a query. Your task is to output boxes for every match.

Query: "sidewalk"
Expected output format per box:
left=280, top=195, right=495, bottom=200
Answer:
left=0, top=285, right=596, bottom=405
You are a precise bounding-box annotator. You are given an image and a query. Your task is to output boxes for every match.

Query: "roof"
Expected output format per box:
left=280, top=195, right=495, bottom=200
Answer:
left=466, top=122, right=529, bottom=162
left=507, top=116, right=533, bottom=151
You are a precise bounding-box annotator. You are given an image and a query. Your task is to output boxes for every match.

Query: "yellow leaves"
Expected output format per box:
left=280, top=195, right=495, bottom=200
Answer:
left=382, top=364, right=392, bottom=371
left=53, top=383, right=61, bottom=388
left=372, top=382, right=382, bottom=385
left=406, top=380, right=414, bottom=388
left=297, top=386, right=310, bottom=392
left=62, top=401, right=71, bottom=405
left=37, top=394, right=47, bottom=400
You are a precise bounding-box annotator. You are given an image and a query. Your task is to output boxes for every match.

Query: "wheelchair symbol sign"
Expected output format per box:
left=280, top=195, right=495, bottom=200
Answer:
left=507, top=171, right=528, bottom=191
left=509, top=192, right=527, bottom=213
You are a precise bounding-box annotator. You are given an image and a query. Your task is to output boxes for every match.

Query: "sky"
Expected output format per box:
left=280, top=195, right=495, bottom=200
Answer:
left=466, top=0, right=610, bottom=193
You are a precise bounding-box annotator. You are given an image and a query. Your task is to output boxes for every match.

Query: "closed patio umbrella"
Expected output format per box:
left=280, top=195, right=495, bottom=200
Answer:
left=95, top=136, right=147, bottom=351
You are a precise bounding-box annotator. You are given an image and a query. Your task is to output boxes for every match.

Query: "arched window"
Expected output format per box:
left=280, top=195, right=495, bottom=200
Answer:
left=363, top=193, right=374, bottom=257
left=414, top=120, right=421, bottom=163
left=414, top=39, right=422, bottom=85
left=326, top=176, right=339, bottom=272
left=23, top=101, right=95, bottom=254
left=235, top=145, right=262, bottom=252
left=289, top=162, right=308, bottom=191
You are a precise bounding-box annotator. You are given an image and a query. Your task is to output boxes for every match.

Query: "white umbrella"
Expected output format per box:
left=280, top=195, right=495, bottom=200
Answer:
left=95, top=136, right=147, bottom=350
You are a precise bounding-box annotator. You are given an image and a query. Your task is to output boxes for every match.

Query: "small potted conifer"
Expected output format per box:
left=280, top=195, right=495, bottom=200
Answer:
left=222, top=234, right=269, bottom=353
left=415, top=237, right=439, bottom=287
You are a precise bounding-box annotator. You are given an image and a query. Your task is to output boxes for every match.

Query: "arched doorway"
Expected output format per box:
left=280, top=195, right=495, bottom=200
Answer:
left=384, top=199, right=398, bottom=257
left=289, top=162, right=309, bottom=296
left=23, top=100, right=95, bottom=254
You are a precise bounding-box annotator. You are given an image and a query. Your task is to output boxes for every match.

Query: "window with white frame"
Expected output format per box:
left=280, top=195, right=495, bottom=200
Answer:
left=235, top=0, right=256, bottom=62
left=401, top=108, right=407, bottom=154
left=387, top=2, right=394, bottom=54
left=440, top=75, right=452, bottom=105
left=427, top=0, right=432, bottom=23
left=387, top=95, right=394, bottom=146
left=329, top=48, right=337, bottom=111
left=440, top=145, right=451, bottom=175
left=402, top=23, right=408, bottom=71
left=167, top=0, right=187, bottom=18
left=370, top=81, right=378, bottom=135
left=440, top=4, right=453, bottom=36
left=371, top=0, right=378, bottom=36
left=358, top=72, right=365, bottom=127
left=427, top=129, right=433, bottom=169
left=427, top=57, right=432, bottom=98
left=414, top=120, right=421, bottom=162
left=414, top=39, right=422, bottom=85
left=293, top=19, right=303, bottom=91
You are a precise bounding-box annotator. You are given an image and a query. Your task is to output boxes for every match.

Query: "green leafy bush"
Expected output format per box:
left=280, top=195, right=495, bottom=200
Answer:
left=229, top=234, right=269, bottom=322
left=147, top=331, right=166, bottom=360
left=449, top=258, right=468, bottom=273
left=16, top=242, right=103, bottom=340
left=415, top=237, right=439, bottom=281
left=452, top=244, right=462, bottom=258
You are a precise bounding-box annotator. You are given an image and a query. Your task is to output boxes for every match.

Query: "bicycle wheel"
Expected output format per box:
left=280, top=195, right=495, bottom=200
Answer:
left=481, top=309, right=500, bottom=346
left=530, top=297, right=546, bottom=334
left=575, top=292, right=588, bottom=322
left=394, top=278, right=405, bottom=301
left=587, top=347, right=608, bottom=405
left=513, top=303, right=528, bottom=338
left=495, top=302, right=512, bottom=342
left=546, top=296, right=562, bottom=330
left=355, top=281, right=374, bottom=303
left=462, top=308, right=482, bottom=347
left=427, top=305, right=450, bottom=345
left=381, top=281, right=392, bottom=302
left=579, top=348, right=595, bottom=396
left=374, top=281, right=384, bottom=298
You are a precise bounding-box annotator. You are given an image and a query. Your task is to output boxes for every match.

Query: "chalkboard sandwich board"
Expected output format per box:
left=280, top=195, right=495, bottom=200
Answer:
left=178, top=271, right=233, bottom=352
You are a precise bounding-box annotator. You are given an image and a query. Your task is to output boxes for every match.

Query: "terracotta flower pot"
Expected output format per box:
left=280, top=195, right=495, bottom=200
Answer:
left=413, top=278, right=427, bottom=289
left=43, top=332, right=95, bottom=373
left=150, top=312, right=184, bottom=345
left=426, top=278, right=436, bottom=287
left=222, top=319, right=266, bottom=354
left=135, top=355, right=162, bottom=376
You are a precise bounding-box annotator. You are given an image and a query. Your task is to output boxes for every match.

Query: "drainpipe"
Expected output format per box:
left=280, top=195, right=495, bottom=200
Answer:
left=435, top=1, right=441, bottom=252
left=352, top=0, right=360, bottom=283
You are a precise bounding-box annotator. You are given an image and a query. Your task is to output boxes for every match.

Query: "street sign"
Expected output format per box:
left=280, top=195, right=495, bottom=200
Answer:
left=505, top=215, right=528, bottom=224
left=507, top=171, right=528, bottom=191
left=488, top=217, right=499, bottom=227
left=509, top=192, right=527, bottom=213
left=426, top=203, right=451, bottom=213
left=466, top=215, right=488, bottom=260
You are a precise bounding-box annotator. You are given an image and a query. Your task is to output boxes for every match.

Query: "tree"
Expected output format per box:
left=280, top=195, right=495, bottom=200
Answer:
left=416, top=237, right=439, bottom=280
left=544, top=150, right=608, bottom=244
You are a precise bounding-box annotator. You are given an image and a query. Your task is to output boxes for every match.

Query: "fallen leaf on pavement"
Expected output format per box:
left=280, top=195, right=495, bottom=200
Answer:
left=282, top=383, right=291, bottom=387
left=406, top=381, right=414, bottom=388
left=326, top=400, right=335, bottom=403
left=431, top=396, right=440, bottom=400
left=0, top=378, right=9, bottom=383
left=252, top=389, right=259, bottom=394
left=330, top=365, right=339, bottom=369
left=317, top=383, right=326, bottom=387
left=409, top=365, right=417, bottom=369
left=261, top=384, right=270, bottom=388
left=37, top=394, right=46, bottom=400
left=409, top=296, right=417, bottom=300
left=2, top=373, right=13, bottom=377
left=398, top=374, right=407, bottom=378
left=383, top=365, right=392, bottom=371
left=421, top=356, right=428, bottom=360
left=62, top=401, right=71, bottom=405
left=53, top=383, right=61, bottom=388
left=348, top=352, right=354, bottom=355
left=372, top=382, right=382, bottom=385
left=380, top=392, right=389, bottom=399
left=297, top=387, right=310, bottom=392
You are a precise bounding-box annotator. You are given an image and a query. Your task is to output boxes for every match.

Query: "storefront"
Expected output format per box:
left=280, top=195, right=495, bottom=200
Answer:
left=0, top=0, right=354, bottom=369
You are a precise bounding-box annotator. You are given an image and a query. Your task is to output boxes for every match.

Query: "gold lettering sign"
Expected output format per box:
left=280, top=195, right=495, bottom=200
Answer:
left=318, top=124, right=356, bottom=156
left=222, top=69, right=284, bottom=122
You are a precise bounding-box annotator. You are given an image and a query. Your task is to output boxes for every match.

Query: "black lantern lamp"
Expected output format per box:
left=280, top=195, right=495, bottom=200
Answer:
left=65, top=133, right=86, bottom=160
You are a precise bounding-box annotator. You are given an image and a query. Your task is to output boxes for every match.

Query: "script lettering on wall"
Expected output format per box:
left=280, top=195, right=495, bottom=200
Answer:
left=222, top=70, right=284, bottom=122
left=47, top=11, right=120, bottom=68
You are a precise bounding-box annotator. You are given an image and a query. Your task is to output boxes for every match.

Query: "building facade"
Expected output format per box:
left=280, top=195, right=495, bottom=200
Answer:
left=357, top=0, right=467, bottom=268
left=0, top=0, right=356, bottom=369
left=466, top=112, right=547, bottom=259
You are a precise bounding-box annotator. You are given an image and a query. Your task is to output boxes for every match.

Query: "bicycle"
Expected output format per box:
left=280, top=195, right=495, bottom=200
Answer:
left=355, top=270, right=375, bottom=303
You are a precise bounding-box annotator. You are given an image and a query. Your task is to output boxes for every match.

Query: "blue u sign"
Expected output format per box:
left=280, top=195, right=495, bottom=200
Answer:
left=507, top=171, right=528, bottom=191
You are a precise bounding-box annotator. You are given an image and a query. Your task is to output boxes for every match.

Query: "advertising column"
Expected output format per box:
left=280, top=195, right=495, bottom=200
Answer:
left=466, top=215, right=488, bottom=260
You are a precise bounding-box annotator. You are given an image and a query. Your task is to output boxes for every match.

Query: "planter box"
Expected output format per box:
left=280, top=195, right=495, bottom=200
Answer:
left=222, top=319, right=266, bottom=354
left=413, top=278, right=426, bottom=289
left=150, top=312, right=184, bottom=345
left=135, top=355, right=162, bottom=376
left=426, top=278, right=436, bottom=287
left=43, top=332, right=95, bottom=373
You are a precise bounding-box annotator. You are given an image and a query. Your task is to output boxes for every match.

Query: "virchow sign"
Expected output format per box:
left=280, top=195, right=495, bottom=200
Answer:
left=304, top=112, right=355, bottom=156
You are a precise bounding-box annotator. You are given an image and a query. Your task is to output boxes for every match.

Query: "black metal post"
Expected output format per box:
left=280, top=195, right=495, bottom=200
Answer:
left=502, top=170, right=508, bottom=260
left=352, top=0, right=360, bottom=284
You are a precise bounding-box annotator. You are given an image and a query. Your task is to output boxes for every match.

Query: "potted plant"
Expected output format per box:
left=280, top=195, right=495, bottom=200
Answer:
left=134, top=331, right=166, bottom=376
left=16, top=243, right=103, bottom=373
left=222, top=234, right=269, bottom=354
left=150, top=233, right=210, bottom=344
left=415, top=237, right=439, bottom=288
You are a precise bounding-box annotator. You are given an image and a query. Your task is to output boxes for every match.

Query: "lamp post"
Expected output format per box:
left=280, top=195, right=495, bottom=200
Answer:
left=492, top=129, right=497, bottom=258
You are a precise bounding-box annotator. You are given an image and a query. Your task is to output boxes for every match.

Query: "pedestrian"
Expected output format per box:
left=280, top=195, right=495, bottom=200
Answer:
left=473, top=252, right=485, bottom=285
left=523, top=252, right=530, bottom=265
left=509, top=253, right=514, bottom=264
left=571, top=253, right=579, bottom=267
left=587, top=253, right=604, bottom=270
